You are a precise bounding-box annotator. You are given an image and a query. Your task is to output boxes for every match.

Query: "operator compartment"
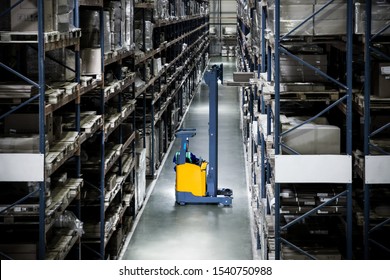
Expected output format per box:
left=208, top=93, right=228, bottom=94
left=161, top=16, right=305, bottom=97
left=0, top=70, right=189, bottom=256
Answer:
left=176, top=162, right=208, bottom=197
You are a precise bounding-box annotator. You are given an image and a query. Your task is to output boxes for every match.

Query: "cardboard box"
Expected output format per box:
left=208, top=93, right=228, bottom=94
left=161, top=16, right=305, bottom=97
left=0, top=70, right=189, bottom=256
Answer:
left=153, top=58, right=162, bottom=76
left=57, top=10, right=74, bottom=32
left=314, top=3, right=347, bottom=35
left=4, top=113, right=53, bottom=143
left=10, top=0, right=54, bottom=32
left=81, top=48, right=102, bottom=75
left=135, top=148, right=146, bottom=209
left=267, top=5, right=314, bottom=36
left=355, top=3, right=390, bottom=35
left=373, top=62, right=390, bottom=98
left=282, top=116, right=340, bottom=155
left=275, top=54, right=328, bottom=83
left=233, top=72, right=255, bottom=83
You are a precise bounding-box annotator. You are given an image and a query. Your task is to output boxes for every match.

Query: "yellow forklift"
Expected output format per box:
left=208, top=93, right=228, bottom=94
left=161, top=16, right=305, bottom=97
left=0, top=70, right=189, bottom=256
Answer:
left=174, top=65, right=233, bottom=206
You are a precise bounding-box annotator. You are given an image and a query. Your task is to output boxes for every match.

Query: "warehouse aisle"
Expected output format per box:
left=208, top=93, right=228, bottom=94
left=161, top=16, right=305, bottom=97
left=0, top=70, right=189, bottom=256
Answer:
left=120, top=57, right=252, bottom=260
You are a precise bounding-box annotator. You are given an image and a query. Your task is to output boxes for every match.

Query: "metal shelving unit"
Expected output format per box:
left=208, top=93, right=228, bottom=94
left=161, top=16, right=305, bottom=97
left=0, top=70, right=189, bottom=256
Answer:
left=0, top=0, right=209, bottom=260
left=0, top=0, right=83, bottom=260
left=272, top=0, right=354, bottom=260
left=240, top=0, right=356, bottom=260
left=134, top=0, right=210, bottom=178
left=78, top=1, right=138, bottom=260
left=361, top=0, right=390, bottom=260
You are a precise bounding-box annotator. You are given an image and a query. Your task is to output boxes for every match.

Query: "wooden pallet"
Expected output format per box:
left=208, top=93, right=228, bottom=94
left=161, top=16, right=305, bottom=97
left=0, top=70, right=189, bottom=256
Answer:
left=58, top=29, right=82, bottom=41
left=265, top=90, right=339, bottom=102
left=283, top=91, right=339, bottom=101
left=355, top=93, right=390, bottom=110
left=0, top=31, right=60, bottom=43
left=0, top=29, right=81, bottom=44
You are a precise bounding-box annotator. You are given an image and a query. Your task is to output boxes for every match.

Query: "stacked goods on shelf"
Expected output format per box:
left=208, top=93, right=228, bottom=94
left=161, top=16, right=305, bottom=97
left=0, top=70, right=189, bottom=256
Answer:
left=0, top=1, right=86, bottom=260
left=133, top=1, right=209, bottom=177
left=9, top=0, right=55, bottom=32
left=4, top=0, right=79, bottom=33
left=57, top=0, right=76, bottom=32
left=274, top=54, right=328, bottom=83
left=355, top=1, right=390, bottom=35
left=266, top=1, right=314, bottom=36
left=281, top=116, right=340, bottom=155
left=266, top=0, right=347, bottom=37
left=0, top=0, right=209, bottom=259
left=239, top=0, right=366, bottom=260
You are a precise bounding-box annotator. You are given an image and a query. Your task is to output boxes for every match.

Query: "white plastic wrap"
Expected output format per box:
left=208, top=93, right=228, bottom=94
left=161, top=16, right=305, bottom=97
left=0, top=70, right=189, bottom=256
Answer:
left=145, top=21, right=154, bottom=51
left=125, top=0, right=135, bottom=50
left=154, top=0, right=169, bottom=20
left=54, top=210, right=85, bottom=236
left=314, top=3, right=347, bottom=35
left=355, top=2, right=390, bottom=35
left=104, top=11, right=112, bottom=53
left=80, top=10, right=100, bottom=48
left=110, top=1, right=122, bottom=50
left=267, top=4, right=314, bottom=36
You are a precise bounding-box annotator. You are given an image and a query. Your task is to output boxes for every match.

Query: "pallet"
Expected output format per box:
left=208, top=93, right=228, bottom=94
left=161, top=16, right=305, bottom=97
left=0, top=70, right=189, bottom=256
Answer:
left=0, top=31, right=60, bottom=43
left=46, top=231, right=79, bottom=260
left=50, top=82, right=79, bottom=95
left=265, top=90, right=339, bottom=102
left=354, top=93, right=390, bottom=110
left=45, top=88, right=65, bottom=104
left=267, top=33, right=346, bottom=49
left=284, top=92, right=339, bottom=101
left=58, top=29, right=82, bottom=40
left=0, top=29, right=81, bottom=44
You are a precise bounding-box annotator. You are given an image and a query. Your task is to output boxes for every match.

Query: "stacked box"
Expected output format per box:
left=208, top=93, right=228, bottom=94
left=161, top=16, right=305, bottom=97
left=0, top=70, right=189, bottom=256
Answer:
left=176, top=0, right=185, bottom=18
left=110, top=1, right=122, bottom=50
left=154, top=0, right=169, bottom=20
left=267, top=4, right=314, bottom=36
left=372, top=62, right=390, bottom=98
left=104, top=11, right=112, bottom=53
left=355, top=2, right=390, bottom=35
left=223, top=26, right=236, bottom=36
left=273, top=54, right=328, bottom=83
left=4, top=112, right=53, bottom=140
left=56, top=0, right=75, bottom=32
left=80, top=10, right=100, bottom=48
left=10, top=0, right=55, bottom=32
left=125, top=0, right=134, bottom=50
left=81, top=48, right=102, bottom=75
left=135, top=21, right=153, bottom=51
left=27, top=47, right=76, bottom=82
left=314, top=3, right=347, bottom=35
left=281, top=116, right=340, bottom=155
left=135, top=148, right=146, bottom=209
left=266, top=1, right=349, bottom=36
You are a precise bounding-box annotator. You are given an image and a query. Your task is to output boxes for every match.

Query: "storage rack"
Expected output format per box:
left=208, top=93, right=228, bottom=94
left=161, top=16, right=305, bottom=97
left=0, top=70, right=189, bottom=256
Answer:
left=0, top=0, right=209, bottom=260
left=0, top=0, right=84, bottom=259
left=360, top=0, right=390, bottom=259
left=133, top=0, right=210, bottom=178
left=77, top=1, right=137, bottom=260
left=240, top=0, right=356, bottom=260
left=237, top=0, right=257, bottom=73
left=209, top=0, right=237, bottom=56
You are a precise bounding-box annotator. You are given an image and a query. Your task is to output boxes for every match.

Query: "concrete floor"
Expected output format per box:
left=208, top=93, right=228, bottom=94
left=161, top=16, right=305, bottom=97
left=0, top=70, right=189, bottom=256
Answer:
left=120, top=57, right=253, bottom=260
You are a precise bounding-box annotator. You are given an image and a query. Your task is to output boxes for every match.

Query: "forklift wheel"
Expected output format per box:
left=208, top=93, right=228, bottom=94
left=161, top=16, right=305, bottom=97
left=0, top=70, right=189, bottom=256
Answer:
left=218, top=188, right=233, bottom=197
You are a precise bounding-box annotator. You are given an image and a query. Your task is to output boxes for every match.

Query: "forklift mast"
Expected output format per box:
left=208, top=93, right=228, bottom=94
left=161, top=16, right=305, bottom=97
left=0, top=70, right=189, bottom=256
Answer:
left=204, top=64, right=223, bottom=197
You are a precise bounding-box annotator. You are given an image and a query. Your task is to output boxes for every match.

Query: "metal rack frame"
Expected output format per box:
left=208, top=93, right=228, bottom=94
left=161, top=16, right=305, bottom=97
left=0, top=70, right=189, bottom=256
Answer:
left=0, top=0, right=82, bottom=260
left=256, top=0, right=355, bottom=260
left=363, top=0, right=390, bottom=259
